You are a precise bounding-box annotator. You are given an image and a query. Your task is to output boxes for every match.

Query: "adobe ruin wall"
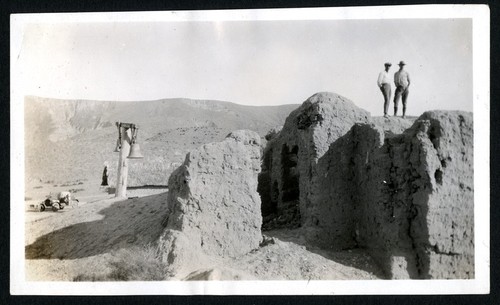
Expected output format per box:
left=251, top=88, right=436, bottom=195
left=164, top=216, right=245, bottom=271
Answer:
left=158, top=130, right=263, bottom=278
left=259, top=92, right=474, bottom=279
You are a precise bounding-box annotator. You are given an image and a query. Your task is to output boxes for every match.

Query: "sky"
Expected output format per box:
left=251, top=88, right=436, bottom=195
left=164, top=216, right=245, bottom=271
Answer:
left=15, top=14, right=473, bottom=116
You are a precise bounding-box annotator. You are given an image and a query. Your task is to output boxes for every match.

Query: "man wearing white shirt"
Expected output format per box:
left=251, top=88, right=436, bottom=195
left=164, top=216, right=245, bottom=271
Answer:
left=393, top=60, right=411, bottom=118
left=377, top=62, right=392, bottom=118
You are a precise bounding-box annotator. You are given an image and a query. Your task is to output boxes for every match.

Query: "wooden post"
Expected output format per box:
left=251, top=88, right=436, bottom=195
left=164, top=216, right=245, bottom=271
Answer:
left=115, top=126, right=132, bottom=198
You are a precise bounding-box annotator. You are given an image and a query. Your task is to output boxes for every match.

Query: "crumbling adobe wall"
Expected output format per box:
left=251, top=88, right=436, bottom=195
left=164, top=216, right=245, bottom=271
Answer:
left=259, top=91, right=474, bottom=279
left=259, top=92, right=370, bottom=229
left=355, top=111, right=474, bottom=279
left=354, top=122, right=434, bottom=279
left=410, top=111, right=474, bottom=279
left=307, top=123, right=385, bottom=250
left=158, top=130, right=263, bottom=278
left=305, top=118, right=436, bottom=277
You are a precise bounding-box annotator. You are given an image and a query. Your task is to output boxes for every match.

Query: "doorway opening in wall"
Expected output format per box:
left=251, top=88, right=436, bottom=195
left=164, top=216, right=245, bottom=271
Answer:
left=279, top=143, right=301, bottom=228
left=258, top=148, right=277, bottom=218
left=259, top=143, right=302, bottom=230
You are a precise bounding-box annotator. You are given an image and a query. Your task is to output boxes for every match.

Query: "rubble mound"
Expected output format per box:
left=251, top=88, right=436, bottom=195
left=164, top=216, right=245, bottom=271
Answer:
left=158, top=130, right=263, bottom=278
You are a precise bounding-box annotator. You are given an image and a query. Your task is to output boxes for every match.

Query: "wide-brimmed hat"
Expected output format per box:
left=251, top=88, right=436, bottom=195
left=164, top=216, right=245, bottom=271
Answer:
left=398, top=61, right=406, bottom=66
left=384, top=62, right=392, bottom=66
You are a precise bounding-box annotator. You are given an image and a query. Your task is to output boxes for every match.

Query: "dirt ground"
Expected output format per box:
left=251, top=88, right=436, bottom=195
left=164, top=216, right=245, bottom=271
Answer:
left=24, top=180, right=383, bottom=281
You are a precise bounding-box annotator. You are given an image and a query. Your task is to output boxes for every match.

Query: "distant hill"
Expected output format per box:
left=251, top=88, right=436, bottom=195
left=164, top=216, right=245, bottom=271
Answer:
left=24, top=96, right=298, bottom=186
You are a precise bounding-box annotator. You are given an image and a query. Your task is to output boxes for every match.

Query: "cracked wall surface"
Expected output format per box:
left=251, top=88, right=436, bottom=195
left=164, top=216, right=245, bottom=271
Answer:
left=411, top=111, right=474, bottom=279
left=259, top=92, right=370, bottom=230
left=259, top=92, right=474, bottom=279
left=158, top=130, right=263, bottom=278
left=355, top=111, right=474, bottom=279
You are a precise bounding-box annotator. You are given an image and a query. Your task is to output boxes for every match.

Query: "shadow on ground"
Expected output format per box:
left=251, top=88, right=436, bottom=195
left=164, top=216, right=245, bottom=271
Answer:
left=265, top=228, right=386, bottom=278
left=107, top=185, right=168, bottom=195
left=25, top=193, right=169, bottom=260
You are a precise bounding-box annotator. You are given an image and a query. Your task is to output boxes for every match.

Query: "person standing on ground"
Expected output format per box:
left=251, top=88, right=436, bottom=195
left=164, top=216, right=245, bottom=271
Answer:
left=377, top=62, right=392, bottom=118
left=101, top=163, right=109, bottom=186
left=393, top=60, right=411, bottom=118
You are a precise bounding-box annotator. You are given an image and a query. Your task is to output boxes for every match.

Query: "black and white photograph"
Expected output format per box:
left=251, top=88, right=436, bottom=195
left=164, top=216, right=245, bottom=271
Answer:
left=10, top=5, right=490, bottom=295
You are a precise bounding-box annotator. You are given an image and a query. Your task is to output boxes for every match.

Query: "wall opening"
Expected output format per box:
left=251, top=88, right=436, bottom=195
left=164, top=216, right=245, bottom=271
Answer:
left=271, top=180, right=279, bottom=212
left=434, top=169, right=443, bottom=185
left=279, top=144, right=301, bottom=227
left=281, top=144, right=300, bottom=202
left=258, top=147, right=275, bottom=218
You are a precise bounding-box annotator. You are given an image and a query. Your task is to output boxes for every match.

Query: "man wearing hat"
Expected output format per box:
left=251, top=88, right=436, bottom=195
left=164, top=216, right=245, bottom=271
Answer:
left=377, top=62, right=392, bottom=118
left=393, top=60, right=411, bottom=118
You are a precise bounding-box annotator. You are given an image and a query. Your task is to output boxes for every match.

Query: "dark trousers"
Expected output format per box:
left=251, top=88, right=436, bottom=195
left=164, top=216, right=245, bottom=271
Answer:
left=380, top=83, right=391, bottom=115
left=394, top=85, right=409, bottom=115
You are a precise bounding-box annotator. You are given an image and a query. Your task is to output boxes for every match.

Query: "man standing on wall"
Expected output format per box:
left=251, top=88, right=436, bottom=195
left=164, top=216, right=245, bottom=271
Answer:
left=393, top=60, right=411, bottom=118
left=377, top=62, right=392, bottom=118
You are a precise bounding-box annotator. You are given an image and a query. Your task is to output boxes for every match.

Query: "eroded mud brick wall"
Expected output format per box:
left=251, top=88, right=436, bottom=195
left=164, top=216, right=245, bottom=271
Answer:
left=259, top=92, right=370, bottom=228
left=309, top=123, right=385, bottom=250
left=259, top=91, right=474, bottom=279
left=354, top=125, right=420, bottom=278
left=355, top=111, right=474, bottom=279
left=411, top=111, right=474, bottom=279
left=158, top=130, right=263, bottom=277
left=354, top=122, right=435, bottom=279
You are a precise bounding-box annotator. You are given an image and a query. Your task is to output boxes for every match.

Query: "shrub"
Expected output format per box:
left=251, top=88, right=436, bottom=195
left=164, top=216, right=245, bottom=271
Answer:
left=107, top=244, right=166, bottom=281
left=73, top=244, right=166, bottom=281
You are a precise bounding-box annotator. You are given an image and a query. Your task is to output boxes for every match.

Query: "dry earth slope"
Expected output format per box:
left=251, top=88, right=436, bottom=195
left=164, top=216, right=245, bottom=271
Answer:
left=24, top=96, right=297, bottom=187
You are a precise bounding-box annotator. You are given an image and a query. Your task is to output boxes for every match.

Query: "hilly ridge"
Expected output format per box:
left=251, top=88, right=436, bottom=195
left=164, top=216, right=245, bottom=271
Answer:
left=24, top=96, right=298, bottom=186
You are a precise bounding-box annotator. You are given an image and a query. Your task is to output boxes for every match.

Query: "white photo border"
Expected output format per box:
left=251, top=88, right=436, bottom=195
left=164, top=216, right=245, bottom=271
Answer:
left=10, top=5, right=490, bottom=295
